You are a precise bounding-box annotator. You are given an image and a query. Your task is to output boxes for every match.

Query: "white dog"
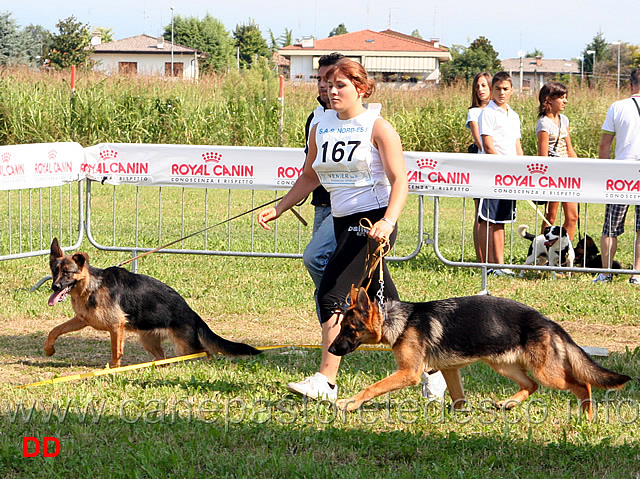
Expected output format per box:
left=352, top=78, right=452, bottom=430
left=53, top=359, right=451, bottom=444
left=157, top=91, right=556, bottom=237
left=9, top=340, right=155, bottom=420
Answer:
left=518, top=225, right=575, bottom=279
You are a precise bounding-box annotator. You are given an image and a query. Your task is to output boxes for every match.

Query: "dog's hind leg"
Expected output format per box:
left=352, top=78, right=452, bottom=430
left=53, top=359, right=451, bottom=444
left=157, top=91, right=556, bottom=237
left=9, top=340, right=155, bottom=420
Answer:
left=532, top=367, right=593, bottom=420
left=488, top=362, right=538, bottom=410
left=441, top=369, right=465, bottom=408
left=44, top=316, right=87, bottom=357
left=138, top=331, right=166, bottom=360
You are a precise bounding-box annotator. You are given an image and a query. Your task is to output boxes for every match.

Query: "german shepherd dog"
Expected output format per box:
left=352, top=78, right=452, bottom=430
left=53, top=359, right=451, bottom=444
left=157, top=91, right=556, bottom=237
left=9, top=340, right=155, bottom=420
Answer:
left=329, top=287, right=631, bottom=419
left=46, top=238, right=260, bottom=367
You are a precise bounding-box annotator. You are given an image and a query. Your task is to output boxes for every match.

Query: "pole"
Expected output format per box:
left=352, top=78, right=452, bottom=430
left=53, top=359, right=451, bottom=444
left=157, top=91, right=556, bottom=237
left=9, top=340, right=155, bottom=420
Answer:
left=617, top=43, right=621, bottom=91
left=70, top=65, right=76, bottom=141
left=170, top=7, right=174, bottom=77
left=278, top=75, right=285, bottom=147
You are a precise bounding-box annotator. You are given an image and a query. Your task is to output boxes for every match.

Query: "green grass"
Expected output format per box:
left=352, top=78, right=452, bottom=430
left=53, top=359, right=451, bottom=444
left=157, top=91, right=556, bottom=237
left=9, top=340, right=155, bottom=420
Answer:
left=1, top=190, right=640, bottom=477
left=1, top=68, right=639, bottom=477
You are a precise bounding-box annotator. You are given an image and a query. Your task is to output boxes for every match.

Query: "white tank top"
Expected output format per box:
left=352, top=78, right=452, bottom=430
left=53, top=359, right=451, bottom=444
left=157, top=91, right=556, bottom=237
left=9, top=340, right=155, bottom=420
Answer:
left=312, top=104, right=391, bottom=217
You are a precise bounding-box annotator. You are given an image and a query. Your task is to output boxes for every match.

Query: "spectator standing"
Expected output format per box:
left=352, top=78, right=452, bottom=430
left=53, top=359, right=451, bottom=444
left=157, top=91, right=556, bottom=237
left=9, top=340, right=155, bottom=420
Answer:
left=594, top=69, right=640, bottom=284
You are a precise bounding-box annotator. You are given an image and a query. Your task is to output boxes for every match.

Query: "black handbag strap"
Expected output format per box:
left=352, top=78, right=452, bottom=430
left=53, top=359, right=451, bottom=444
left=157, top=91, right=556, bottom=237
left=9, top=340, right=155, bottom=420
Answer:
left=633, top=97, right=640, bottom=117
left=551, top=116, right=563, bottom=154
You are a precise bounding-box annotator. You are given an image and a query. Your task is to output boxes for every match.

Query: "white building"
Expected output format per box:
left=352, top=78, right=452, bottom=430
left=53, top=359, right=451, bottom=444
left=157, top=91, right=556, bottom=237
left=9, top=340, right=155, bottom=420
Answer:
left=278, top=29, right=451, bottom=84
left=88, top=34, right=202, bottom=79
left=501, top=56, right=580, bottom=91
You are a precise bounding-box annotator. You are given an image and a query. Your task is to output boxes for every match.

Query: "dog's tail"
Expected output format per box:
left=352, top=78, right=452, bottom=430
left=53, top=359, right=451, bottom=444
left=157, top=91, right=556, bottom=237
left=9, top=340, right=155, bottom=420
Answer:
left=518, top=224, right=536, bottom=242
left=565, top=340, right=631, bottom=390
left=197, top=324, right=261, bottom=357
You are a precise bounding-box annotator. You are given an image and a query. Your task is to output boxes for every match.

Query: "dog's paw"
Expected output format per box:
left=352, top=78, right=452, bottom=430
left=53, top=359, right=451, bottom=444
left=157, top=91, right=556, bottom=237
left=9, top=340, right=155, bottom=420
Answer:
left=44, top=343, right=55, bottom=356
left=336, top=398, right=361, bottom=412
left=495, top=398, right=521, bottom=410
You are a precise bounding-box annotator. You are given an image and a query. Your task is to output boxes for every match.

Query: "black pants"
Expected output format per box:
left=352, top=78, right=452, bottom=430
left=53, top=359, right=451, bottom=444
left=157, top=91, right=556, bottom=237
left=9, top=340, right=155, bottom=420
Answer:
left=317, top=207, right=399, bottom=323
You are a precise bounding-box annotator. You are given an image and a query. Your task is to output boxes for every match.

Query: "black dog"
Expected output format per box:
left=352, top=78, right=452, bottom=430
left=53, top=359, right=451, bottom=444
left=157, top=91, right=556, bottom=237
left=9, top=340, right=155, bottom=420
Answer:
left=574, top=235, right=622, bottom=270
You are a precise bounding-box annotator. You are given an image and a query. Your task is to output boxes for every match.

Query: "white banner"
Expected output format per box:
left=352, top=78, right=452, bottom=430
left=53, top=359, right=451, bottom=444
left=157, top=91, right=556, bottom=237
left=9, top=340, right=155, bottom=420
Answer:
left=0, top=142, right=84, bottom=191
left=4, top=142, right=640, bottom=206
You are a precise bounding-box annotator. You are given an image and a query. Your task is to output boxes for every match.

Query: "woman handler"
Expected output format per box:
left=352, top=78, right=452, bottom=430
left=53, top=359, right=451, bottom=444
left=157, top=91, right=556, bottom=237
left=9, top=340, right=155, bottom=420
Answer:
left=258, top=58, right=408, bottom=400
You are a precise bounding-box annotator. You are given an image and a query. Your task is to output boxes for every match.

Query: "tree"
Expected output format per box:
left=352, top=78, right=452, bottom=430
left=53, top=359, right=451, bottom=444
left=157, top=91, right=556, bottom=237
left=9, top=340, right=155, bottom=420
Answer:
left=45, top=16, right=92, bottom=69
left=329, top=23, right=348, bottom=37
left=411, top=29, right=423, bottom=40
left=164, top=14, right=234, bottom=73
left=0, top=12, right=26, bottom=65
left=233, top=19, right=269, bottom=68
left=95, top=26, right=113, bottom=43
left=23, top=24, right=52, bottom=66
left=440, top=36, right=501, bottom=84
left=580, top=31, right=607, bottom=80
left=525, top=48, right=544, bottom=58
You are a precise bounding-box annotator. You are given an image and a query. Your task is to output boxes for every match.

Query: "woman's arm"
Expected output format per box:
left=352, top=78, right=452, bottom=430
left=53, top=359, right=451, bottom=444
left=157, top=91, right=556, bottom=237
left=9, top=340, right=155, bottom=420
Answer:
left=371, top=118, right=408, bottom=242
left=258, top=126, right=321, bottom=230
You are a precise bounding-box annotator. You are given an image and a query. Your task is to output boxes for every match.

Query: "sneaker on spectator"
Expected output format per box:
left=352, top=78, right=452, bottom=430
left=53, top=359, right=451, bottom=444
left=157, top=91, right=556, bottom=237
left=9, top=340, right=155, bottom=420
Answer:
left=592, top=273, right=612, bottom=283
left=492, top=268, right=515, bottom=277
left=629, top=276, right=640, bottom=285
left=287, top=372, right=337, bottom=401
left=421, top=370, right=447, bottom=400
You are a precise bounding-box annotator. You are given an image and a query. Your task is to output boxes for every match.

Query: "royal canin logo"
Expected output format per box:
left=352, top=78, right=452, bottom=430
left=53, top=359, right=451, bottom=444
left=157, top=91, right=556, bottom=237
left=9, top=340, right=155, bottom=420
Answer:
left=417, top=158, right=437, bottom=170
left=494, top=163, right=580, bottom=189
left=171, top=151, right=253, bottom=178
left=526, top=163, right=548, bottom=174
left=82, top=147, right=149, bottom=175
left=0, top=152, right=25, bottom=176
left=99, top=148, right=118, bottom=161
left=34, top=149, right=72, bottom=175
left=408, top=158, right=470, bottom=185
left=202, top=152, right=222, bottom=163
left=605, top=169, right=640, bottom=192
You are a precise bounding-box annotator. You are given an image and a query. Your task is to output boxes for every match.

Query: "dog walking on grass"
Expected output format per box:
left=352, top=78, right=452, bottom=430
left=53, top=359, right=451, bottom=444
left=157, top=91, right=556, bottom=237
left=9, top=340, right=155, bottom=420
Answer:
left=329, top=286, right=631, bottom=419
left=46, top=238, right=260, bottom=367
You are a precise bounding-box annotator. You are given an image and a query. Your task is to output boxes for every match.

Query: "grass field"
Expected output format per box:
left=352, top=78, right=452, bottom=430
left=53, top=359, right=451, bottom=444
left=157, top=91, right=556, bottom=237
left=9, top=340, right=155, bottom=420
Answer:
left=1, top=68, right=639, bottom=477
left=1, top=189, right=639, bottom=477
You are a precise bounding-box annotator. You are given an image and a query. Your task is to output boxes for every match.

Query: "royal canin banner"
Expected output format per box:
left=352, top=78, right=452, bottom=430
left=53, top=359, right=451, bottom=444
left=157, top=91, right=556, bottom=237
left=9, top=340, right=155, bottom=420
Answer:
left=4, top=142, right=640, bottom=206
left=0, top=142, right=84, bottom=191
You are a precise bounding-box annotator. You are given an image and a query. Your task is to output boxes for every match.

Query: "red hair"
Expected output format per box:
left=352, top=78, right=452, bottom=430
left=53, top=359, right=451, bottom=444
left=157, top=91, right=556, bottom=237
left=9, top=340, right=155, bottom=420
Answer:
left=325, top=59, right=376, bottom=99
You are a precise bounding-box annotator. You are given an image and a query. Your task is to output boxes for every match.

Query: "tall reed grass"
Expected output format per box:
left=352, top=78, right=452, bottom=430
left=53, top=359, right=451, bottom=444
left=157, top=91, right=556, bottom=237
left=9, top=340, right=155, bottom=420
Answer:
left=0, top=66, right=624, bottom=157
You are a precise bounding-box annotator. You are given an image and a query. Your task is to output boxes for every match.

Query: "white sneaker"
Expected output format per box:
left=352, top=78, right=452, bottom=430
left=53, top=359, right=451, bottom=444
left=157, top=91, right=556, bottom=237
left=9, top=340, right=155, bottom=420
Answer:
left=287, top=372, right=337, bottom=401
left=421, top=370, right=447, bottom=399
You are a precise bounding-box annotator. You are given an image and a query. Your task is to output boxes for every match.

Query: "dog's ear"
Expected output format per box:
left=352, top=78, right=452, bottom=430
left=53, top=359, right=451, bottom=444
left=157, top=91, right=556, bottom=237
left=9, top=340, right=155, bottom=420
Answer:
left=356, top=287, right=370, bottom=314
left=72, top=252, right=89, bottom=268
left=349, top=285, right=359, bottom=308
left=50, top=238, right=63, bottom=259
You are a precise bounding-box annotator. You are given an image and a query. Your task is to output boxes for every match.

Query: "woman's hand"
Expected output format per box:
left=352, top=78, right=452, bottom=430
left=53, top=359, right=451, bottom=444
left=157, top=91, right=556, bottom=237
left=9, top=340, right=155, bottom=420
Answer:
left=258, top=207, right=279, bottom=230
left=369, top=218, right=394, bottom=243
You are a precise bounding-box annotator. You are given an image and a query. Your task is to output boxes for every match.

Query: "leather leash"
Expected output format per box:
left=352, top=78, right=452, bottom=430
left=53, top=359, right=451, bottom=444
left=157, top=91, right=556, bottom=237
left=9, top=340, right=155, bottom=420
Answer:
left=117, top=197, right=306, bottom=267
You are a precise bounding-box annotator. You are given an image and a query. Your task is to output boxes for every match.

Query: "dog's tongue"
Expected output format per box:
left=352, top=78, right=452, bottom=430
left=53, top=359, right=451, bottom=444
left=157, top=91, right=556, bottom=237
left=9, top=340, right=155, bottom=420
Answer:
left=48, top=288, right=69, bottom=306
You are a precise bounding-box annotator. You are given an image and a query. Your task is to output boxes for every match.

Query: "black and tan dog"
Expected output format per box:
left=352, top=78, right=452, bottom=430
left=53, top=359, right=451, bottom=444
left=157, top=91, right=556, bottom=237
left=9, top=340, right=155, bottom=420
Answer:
left=329, top=287, right=631, bottom=419
left=46, top=238, right=260, bottom=367
left=574, top=234, right=622, bottom=270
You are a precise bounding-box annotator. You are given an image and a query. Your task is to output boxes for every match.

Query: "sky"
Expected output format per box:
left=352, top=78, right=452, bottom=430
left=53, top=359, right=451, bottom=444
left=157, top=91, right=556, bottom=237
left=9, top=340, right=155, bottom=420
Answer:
left=5, top=0, right=636, bottom=60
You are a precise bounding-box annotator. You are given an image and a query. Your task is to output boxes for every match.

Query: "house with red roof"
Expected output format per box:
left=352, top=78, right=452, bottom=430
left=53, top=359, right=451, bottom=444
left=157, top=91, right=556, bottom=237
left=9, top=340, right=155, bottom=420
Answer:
left=278, top=29, right=451, bottom=84
left=88, top=33, right=203, bottom=79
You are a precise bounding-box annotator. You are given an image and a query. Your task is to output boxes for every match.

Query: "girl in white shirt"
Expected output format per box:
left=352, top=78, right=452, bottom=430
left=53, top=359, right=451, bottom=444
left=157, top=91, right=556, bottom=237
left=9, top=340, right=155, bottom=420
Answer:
left=536, top=81, right=578, bottom=239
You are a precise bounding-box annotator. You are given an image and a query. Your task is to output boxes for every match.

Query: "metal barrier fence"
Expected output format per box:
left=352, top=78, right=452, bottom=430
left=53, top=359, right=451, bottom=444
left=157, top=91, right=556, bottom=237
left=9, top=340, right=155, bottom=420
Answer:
left=0, top=181, right=84, bottom=261
left=84, top=180, right=427, bottom=272
left=431, top=196, right=640, bottom=293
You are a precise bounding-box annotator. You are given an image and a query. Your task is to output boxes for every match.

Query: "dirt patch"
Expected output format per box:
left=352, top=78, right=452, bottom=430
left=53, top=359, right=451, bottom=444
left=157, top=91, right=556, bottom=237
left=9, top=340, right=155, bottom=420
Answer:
left=558, top=321, right=640, bottom=353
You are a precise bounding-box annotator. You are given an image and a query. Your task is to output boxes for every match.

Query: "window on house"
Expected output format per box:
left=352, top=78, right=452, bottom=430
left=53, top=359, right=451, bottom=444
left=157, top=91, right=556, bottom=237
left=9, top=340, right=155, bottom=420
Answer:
left=165, top=62, right=184, bottom=77
left=118, top=62, right=138, bottom=74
